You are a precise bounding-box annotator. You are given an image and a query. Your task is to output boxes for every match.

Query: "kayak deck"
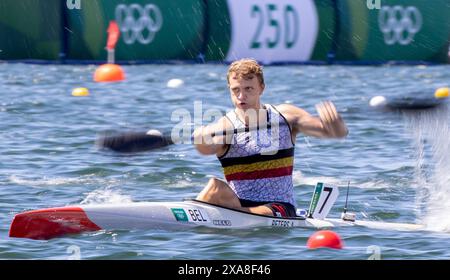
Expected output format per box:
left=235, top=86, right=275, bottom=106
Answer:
left=9, top=199, right=425, bottom=240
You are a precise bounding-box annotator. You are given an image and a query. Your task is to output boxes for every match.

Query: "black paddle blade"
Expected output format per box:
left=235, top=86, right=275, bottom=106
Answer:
left=387, top=97, right=445, bottom=110
left=371, top=95, right=447, bottom=111
left=97, top=131, right=174, bottom=153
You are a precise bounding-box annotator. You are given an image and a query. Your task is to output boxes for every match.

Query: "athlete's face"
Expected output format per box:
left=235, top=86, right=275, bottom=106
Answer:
left=228, top=72, right=264, bottom=111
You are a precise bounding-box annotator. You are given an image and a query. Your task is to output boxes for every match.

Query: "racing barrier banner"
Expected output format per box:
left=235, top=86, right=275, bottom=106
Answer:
left=65, top=0, right=205, bottom=61
left=1, top=0, right=449, bottom=63
left=335, top=0, right=450, bottom=62
left=0, top=0, right=62, bottom=60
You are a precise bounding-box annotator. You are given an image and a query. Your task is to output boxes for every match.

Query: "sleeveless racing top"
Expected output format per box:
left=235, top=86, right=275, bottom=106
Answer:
left=218, top=104, right=296, bottom=207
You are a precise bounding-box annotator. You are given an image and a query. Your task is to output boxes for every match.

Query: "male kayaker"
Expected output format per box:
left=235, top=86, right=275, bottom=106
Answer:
left=193, top=59, right=348, bottom=217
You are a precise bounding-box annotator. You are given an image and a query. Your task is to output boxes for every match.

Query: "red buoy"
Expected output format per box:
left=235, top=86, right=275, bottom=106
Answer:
left=307, top=230, right=344, bottom=250
left=94, top=64, right=125, bottom=82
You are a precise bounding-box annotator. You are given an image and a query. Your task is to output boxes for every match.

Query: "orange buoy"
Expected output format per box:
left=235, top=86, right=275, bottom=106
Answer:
left=307, top=230, right=344, bottom=250
left=94, top=64, right=125, bottom=82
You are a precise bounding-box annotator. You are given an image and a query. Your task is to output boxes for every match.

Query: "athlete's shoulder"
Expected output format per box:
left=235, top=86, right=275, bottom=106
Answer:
left=273, top=103, right=308, bottom=117
left=274, top=103, right=299, bottom=112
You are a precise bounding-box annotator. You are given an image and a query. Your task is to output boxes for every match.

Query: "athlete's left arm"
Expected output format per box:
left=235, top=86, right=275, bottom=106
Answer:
left=277, top=102, right=348, bottom=138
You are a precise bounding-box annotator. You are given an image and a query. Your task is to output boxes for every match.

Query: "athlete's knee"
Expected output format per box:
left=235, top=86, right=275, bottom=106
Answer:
left=199, top=178, right=240, bottom=208
left=200, top=178, right=232, bottom=201
left=207, top=178, right=227, bottom=191
left=208, top=177, right=223, bottom=185
left=198, top=178, right=222, bottom=198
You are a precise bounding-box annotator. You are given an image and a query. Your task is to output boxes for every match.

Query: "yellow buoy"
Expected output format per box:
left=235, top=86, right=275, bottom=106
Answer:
left=72, top=87, right=90, bottom=97
left=434, top=87, right=449, bottom=99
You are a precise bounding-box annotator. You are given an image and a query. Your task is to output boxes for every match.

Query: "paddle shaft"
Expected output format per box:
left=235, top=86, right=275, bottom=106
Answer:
left=99, top=122, right=286, bottom=153
left=210, top=123, right=281, bottom=137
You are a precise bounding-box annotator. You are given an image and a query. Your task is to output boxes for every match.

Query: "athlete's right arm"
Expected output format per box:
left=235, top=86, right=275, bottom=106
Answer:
left=192, top=117, right=232, bottom=155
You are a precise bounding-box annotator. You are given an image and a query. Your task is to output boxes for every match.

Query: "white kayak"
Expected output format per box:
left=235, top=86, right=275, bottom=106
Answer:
left=9, top=195, right=425, bottom=240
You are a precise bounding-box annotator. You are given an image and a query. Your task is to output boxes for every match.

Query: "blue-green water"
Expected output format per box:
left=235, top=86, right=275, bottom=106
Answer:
left=0, top=63, right=449, bottom=259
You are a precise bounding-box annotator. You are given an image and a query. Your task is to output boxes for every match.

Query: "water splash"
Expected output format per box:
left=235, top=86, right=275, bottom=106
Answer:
left=81, top=188, right=133, bottom=205
left=405, top=106, right=450, bottom=231
left=8, top=174, right=120, bottom=188
left=293, top=170, right=344, bottom=187
left=10, top=174, right=96, bottom=187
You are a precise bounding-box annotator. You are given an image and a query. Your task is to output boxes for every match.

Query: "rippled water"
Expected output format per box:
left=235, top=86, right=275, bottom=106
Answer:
left=0, top=62, right=449, bottom=259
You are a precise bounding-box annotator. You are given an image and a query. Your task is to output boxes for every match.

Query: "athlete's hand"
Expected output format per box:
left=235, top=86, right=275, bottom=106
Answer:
left=315, top=101, right=348, bottom=138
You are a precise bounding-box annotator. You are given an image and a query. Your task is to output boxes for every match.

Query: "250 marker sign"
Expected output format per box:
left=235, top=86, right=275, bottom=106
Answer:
left=225, top=0, right=318, bottom=63
left=250, top=4, right=299, bottom=49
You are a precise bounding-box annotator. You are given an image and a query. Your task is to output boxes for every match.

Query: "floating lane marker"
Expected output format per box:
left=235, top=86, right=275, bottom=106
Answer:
left=369, top=96, right=387, bottom=107
left=167, top=78, right=184, bottom=88
left=93, top=21, right=125, bottom=83
left=434, top=87, right=449, bottom=99
left=94, top=64, right=125, bottom=82
left=307, top=230, right=344, bottom=250
left=71, top=87, right=90, bottom=97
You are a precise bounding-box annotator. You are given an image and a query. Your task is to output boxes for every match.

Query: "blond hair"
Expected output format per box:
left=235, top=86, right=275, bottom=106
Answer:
left=227, top=58, right=264, bottom=86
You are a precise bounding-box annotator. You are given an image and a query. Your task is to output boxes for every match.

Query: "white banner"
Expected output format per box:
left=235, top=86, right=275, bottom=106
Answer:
left=225, top=0, right=319, bottom=64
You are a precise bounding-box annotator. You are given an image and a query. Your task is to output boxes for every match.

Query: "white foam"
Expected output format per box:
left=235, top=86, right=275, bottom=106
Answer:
left=357, top=180, right=393, bottom=190
left=9, top=175, right=120, bottom=189
left=10, top=175, right=90, bottom=187
left=163, top=177, right=197, bottom=189
left=292, top=170, right=343, bottom=187
left=80, top=188, right=133, bottom=205
left=293, top=171, right=392, bottom=190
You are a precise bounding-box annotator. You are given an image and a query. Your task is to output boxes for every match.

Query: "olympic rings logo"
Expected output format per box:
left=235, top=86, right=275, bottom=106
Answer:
left=378, top=6, right=422, bottom=45
left=66, top=0, right=81, bottom=10
left=367, top=0, right=381, bottom=10
left=115, top=4, right=163, bottom=45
